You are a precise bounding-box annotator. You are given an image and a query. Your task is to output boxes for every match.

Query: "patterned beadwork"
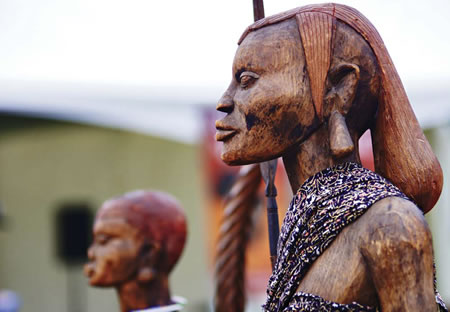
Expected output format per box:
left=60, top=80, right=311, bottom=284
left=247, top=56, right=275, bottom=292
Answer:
left=262, top=162, right=447, bottom=312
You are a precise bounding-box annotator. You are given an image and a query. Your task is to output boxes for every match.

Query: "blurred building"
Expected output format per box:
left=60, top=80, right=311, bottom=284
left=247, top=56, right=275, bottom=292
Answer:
left=0, top=112, right=210, bottom=312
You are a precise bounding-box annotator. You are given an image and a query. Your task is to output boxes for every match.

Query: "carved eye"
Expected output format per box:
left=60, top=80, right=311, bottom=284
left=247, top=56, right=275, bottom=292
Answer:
left=239, top=71, right=259, bottom=88
left=96, top=234, right=111, bottom=245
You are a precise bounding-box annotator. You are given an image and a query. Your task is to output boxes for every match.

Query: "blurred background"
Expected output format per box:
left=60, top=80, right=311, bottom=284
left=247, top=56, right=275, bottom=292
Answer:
left=0, top=0, right=449, bottom=311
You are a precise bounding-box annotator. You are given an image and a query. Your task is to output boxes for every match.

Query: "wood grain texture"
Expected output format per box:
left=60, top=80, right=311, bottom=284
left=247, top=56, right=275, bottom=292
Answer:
left=328, top=110, right=354, bottom=158
left=216, top=18, right=318, bottom=166
left=296, top=12, right=332, bottom=120
left=296, top=197, right=436, bottom=311
left=237, top=3, right=442, bottom=213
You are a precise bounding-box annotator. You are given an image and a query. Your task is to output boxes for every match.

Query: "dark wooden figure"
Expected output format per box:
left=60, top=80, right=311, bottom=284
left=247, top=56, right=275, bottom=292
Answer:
left=215, top=3, right=444, bottom=311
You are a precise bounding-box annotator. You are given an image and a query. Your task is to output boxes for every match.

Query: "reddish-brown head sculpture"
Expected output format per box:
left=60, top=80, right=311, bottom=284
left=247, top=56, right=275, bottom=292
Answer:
left=85, top=190, right=187, bottom=311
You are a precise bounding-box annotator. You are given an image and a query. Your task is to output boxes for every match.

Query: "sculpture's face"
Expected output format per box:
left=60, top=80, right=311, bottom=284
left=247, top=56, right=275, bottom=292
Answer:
left=85, top=203, right=144, bottom=287
left=215, top=19, right=317, bottom=165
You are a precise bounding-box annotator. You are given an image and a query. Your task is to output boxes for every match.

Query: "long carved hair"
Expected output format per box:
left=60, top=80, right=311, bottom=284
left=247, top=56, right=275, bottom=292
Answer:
left=238, top=3, right=442, bottom=213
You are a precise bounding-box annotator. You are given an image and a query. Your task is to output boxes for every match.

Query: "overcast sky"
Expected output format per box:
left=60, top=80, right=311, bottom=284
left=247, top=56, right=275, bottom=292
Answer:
left=0, top=0, right=449, bottom=90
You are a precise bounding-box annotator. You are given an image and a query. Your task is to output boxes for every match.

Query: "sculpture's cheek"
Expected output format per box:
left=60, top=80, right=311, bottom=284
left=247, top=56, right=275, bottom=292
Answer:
left=87, top=240, right=141, bottom=286
left=271, top=111, right=300, bottom=139
left=245, top=113, right=261, bottom=131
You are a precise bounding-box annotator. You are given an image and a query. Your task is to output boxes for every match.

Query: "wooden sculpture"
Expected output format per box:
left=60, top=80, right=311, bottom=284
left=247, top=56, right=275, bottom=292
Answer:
left=84, top=190, right=187, bottom=312
left=215, top=3, right=446, bottom=311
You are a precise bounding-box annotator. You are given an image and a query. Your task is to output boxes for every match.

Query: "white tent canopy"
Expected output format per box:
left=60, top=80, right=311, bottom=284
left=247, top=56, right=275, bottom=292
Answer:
left=0, top=0, right=449, bottom=143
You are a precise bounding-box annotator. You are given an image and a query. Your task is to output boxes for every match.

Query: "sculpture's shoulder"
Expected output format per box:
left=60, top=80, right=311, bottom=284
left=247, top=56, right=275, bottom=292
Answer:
left=356, top=196, right=437, bottom=310
left=359, top=196, right=432, bottom=247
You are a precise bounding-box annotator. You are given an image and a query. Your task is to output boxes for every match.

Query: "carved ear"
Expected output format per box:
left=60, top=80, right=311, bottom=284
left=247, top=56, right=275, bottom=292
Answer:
left=137, top=242, right=161, bottom=283
left=325, top=63, right=360, bottom=114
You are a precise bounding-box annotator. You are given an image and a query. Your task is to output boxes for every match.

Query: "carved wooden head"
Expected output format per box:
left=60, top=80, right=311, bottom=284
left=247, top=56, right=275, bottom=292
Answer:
left=216, top=18, right=317, bottom=166
left=216, top=3, right=442, bottom=212
left=84, top=190, right=187, bottom=287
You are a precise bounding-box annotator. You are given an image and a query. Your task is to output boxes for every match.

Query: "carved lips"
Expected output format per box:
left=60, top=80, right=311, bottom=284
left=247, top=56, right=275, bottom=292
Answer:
left=84, top=262, right=96, bottom=279
left=215, top=121, right=238, bottom=142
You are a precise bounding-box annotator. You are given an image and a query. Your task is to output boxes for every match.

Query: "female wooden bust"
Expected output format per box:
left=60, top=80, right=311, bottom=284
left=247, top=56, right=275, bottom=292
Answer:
left=215, top=4, right=446, bottom=311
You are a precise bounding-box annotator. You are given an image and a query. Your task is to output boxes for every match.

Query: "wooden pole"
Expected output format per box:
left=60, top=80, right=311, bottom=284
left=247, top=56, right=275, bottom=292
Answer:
left=252, top=0, right=265, bottom=21
left=252, top=0, right=280, bottom=271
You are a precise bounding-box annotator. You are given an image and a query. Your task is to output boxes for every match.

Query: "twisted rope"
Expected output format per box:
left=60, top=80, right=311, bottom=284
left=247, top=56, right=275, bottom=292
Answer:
left=214, top=164, right=262, bottom=312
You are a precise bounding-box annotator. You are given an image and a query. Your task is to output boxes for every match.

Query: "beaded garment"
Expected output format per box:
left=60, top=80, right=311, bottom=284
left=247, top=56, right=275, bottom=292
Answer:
left=263, top=162, right=447, bottom=312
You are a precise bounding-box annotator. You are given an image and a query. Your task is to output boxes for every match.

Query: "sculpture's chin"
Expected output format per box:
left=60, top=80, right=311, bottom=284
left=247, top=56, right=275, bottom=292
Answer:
left=221, top=149, right=276, bottom=166
left=89, top=277, right=113, bottom=288
left=85, top=267, right=113, bottom=287
left=220, top=151, right=247, bottom=166
left=88, top=276, right=101, bottom=286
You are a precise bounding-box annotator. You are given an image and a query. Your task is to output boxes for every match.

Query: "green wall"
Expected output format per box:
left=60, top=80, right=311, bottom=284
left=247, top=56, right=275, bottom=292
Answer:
left=0, top=115, right=211, bottom=312
left=425, top=126, right=450, bottom=303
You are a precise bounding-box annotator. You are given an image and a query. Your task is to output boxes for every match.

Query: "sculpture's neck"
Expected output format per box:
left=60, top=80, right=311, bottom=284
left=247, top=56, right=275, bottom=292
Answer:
left=282, top=124, right=360, bottom=193
left=116, top=277, right=171, bottom=312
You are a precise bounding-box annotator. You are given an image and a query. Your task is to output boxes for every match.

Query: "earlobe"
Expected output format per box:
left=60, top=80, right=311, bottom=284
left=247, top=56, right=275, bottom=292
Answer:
left=328, top=110, right=354, bottom=158
left=137, top=266, right=156, bottom=283
left=324, top=63, right=359, bottom=158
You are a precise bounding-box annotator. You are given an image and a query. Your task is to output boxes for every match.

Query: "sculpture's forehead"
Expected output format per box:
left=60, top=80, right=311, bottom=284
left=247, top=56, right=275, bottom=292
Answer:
left=93, top=217, right=134, bottom=235
left=96, top=199, right=148, bottom=231
left=233, top=19, right=303, bottom=73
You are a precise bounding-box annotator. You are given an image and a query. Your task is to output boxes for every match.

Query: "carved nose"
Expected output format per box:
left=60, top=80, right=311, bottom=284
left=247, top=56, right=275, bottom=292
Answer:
left=216, top=92, right=234, bottom=114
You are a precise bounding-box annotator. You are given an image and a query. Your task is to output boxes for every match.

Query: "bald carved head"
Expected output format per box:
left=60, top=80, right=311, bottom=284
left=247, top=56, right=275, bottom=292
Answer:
left=85, top=190, right=187, bottom=287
